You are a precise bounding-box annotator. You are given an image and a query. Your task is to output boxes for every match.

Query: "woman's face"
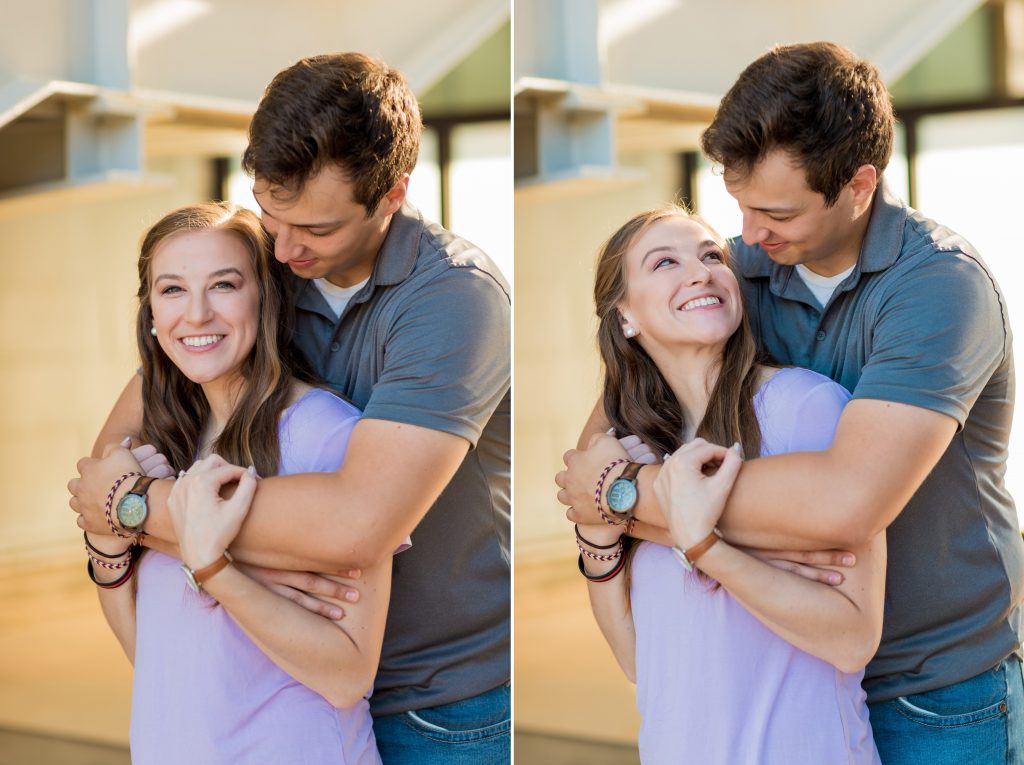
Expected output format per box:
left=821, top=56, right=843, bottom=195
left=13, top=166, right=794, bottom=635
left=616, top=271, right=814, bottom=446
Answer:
left=617, top=216, right=742, bottom=353
left=149, top=229, right=260, bottom=389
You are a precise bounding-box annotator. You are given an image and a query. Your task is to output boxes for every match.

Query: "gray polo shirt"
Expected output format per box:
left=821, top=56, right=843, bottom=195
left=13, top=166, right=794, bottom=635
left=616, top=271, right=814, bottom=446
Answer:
left=285, top=203, right=510, bottom=716
left=734, top=181, right=1024, bottom=703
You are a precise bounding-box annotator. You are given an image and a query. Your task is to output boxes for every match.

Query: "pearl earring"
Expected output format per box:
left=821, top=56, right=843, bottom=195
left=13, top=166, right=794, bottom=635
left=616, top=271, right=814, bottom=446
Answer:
left=150, top=326, right=157, bottom=337
left=624, top=326, right=637, bottom=338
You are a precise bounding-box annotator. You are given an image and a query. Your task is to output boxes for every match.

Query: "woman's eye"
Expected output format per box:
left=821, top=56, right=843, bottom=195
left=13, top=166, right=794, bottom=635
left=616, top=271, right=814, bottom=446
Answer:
left=654, top=257, right=675, bottom=269
left=701, top=251, right=724, bottom=263
left=213, top=281, right=237, bottom=290
left=160, top=285, right=182, bottom=295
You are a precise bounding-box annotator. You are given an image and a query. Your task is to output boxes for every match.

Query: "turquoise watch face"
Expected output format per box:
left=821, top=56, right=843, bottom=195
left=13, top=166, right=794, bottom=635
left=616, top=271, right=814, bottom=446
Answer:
left=116, top=492, right=148, bottom=530
left=606, top=478, right=637, bottom=514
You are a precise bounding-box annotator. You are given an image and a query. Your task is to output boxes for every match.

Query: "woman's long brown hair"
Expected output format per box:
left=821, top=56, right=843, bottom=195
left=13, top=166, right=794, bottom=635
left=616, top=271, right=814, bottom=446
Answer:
left=594, top=205, right=765, bottom=591
left=135, top=202, right=296, bottom=478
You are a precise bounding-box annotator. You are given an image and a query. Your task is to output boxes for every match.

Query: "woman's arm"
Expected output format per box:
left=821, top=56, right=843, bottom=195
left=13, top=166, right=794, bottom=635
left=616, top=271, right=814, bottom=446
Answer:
left=577, top=523, right=636, bottom=682
left=169, top=461, right=390, bottom=707
left=655, top=440, right=885, bottom=673
left=202, top=558, right=391, bottom=707
left=86, top=531, right=138, bottom=662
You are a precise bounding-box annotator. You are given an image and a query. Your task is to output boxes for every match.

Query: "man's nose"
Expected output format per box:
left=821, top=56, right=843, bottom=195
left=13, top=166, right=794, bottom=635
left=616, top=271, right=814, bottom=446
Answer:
left=273, top=225, right=302, bottom=263
left=741, top=214, right=770, bottom=246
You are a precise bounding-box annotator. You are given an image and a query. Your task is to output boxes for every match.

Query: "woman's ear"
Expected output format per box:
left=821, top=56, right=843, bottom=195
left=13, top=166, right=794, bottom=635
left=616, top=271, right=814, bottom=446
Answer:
left=618, top=309, right=639, bottom=339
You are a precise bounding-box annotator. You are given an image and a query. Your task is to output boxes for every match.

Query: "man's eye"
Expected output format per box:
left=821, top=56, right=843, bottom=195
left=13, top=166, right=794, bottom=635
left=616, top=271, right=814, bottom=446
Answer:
left=308, top=229, right=335, bottom=238
left=768, top=216, right=792, bottom=223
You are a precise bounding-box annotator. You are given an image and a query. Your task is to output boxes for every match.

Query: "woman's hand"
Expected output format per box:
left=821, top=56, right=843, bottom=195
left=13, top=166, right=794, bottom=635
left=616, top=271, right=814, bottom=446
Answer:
left=654, top=439, right=743, bottom=549
left=167, top=455, right=257, bottom=570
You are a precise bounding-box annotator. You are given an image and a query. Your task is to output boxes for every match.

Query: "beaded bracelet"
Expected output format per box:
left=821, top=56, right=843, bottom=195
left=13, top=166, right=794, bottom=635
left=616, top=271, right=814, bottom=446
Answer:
left=594, top=459, right=628, bottom=526
left=578, top=540, right=622, bottom=562
left=104, top=472, right=143, bottom=539
left=88, top=549, right=137, bottom=589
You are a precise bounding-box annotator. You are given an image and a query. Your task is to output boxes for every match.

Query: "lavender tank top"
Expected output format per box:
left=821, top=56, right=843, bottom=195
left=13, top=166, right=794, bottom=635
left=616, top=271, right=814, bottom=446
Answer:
left=129, top=388, right=380, bottom=765
left=631, top=367, right=881, bottom=764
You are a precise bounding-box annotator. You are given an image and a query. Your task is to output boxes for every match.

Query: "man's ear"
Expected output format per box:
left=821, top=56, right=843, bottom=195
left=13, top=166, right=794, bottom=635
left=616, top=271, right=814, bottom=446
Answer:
left=849, top=164, right=878, bottom=214
left=377, top=175, right=410, bottom=217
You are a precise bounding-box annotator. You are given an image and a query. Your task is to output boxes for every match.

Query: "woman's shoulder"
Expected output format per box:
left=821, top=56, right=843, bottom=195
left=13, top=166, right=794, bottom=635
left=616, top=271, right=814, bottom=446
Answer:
left=759, top=366, right=850, bottom=405
left=284, top=385, right=362, bottom=426
left=756, top=367, right=851, bottom=456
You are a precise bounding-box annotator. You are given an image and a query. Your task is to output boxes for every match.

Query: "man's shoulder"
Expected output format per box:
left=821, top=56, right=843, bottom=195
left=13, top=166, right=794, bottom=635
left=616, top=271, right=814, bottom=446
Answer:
left=412, top=218, right=510, bottom=300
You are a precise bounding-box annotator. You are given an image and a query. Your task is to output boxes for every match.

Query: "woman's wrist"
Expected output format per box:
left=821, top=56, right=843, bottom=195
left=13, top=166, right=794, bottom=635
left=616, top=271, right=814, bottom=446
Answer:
left=85, top=530, right=132, bottom=557
left=577, top=523, right=623, bottom=547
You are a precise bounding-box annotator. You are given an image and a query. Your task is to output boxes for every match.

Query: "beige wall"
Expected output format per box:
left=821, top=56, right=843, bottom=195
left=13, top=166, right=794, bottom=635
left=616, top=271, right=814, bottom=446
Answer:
left=0, top=157, right=213, bottom=562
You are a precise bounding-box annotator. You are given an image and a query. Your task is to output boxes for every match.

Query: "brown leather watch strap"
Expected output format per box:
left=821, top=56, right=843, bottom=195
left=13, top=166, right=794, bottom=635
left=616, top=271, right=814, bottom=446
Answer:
left=193, top=553, right=232, bottom=586
left=619, top=462, right=643, bottom=483
left=130, top=475, right=158, bottom=497
left=683, top=530, right=722, bottom=567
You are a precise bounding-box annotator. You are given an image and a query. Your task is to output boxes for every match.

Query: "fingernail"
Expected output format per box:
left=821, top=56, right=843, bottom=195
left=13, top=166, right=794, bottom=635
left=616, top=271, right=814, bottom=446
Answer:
left=663, top=453, right=671, bottom=461
left=732, top=441, right=742, bottom=453
left=606, top=427, right=616, bottom=435
left=178, top=469, right=186, bottom=478
left=247, top=465, right=257, bottom=477
left=345, top=591, right=358, bottom=602
left=842, top=555, right=855, bottom=566
left=330, top=608, right=344, bottom=620
left=348, top=569, right=361, bottom=579
left=120, top=437, right=131, bottom=447
left=829, top=573, right=842, bottom=584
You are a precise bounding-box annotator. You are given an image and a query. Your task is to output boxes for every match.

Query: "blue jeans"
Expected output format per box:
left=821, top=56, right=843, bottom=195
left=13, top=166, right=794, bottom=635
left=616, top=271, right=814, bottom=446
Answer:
left=869, top=655, right=1024, bottom=764
left=372, top=683, right=510, bottom=765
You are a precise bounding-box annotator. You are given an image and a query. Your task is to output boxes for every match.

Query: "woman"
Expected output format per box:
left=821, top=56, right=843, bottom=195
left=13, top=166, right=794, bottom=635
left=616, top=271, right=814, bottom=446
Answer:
left=82, top=202, right=391, bottom=764
left=576, top=206, right=886, bottom=764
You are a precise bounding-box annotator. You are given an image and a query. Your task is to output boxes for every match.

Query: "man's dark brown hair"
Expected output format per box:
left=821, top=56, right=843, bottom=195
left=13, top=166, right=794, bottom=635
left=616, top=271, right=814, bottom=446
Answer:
left=701, top=42, right=895, bottom=207
left=242, top=52, right=422, bottom=214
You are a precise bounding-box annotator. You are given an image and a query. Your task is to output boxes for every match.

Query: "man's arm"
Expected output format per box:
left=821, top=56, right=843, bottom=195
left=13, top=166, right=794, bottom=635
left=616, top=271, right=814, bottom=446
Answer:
left=561, top=398, right=956, bottom=550
left=74, top=417, right=469, bottom=572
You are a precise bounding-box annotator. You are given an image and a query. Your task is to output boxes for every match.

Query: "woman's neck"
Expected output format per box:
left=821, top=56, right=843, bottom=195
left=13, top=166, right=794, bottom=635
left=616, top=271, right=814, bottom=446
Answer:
left=200, top=375, right=245, bottom=448
left=645, top=342, right=723, bottom=440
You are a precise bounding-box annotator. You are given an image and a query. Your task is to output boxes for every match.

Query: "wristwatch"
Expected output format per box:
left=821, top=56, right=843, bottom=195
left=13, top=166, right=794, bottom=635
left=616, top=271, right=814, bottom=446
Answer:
left=181, top=552, right=233, bottom=592
left=115, top=475, right=157, bottom=532
left=606, top=462, right=643, bottom=518
left=671, top=529, right=724, bottom=572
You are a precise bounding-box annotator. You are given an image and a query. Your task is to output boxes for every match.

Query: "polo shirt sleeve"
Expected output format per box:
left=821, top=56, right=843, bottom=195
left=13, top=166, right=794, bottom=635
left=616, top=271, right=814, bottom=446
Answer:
left=852, top=250, right=1008, bottom=428
left=361, top=267, right=511, bottom=446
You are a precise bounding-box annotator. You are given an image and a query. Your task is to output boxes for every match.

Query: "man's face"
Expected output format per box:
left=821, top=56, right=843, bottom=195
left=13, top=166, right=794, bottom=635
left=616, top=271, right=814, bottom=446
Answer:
left=253, top=165, right=406, bottom=288
left=724, top=149, right=866, bottom=277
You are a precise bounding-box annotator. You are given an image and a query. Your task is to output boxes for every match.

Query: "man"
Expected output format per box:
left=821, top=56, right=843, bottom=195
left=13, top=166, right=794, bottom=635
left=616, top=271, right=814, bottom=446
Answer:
left=70, top=53, right=510, bottom=764
left=558, top=42, right=1024, bottom=763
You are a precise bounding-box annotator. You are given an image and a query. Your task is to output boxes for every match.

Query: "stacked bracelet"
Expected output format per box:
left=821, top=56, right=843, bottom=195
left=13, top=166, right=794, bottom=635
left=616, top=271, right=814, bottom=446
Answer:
left=87, top=549, right=137, bottom=589
left=104, top=472, right=143, bottom=539
left=83, top=532, right=132, bottom=570
left=575, top=524, right=623, bottom=562
left=578, top=535, right=633, bottom=582
left=594, top=459, right=628, bottom=526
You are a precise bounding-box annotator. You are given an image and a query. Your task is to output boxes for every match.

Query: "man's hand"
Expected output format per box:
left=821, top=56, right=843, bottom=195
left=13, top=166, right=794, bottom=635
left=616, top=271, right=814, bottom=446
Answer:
left=237, top=564, right=363, bottom=620
left=69, top=440, right=145, bottom=534
left=131, top=443, right=174, bottom=479
left=737, top=547, right=856, bottom=586
left=556, top=433, right=630, bottom=525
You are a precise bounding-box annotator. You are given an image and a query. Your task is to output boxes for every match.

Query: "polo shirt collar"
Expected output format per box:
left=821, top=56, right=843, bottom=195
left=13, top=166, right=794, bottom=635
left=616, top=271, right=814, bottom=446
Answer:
left=857, top=179, right=907, bottom=274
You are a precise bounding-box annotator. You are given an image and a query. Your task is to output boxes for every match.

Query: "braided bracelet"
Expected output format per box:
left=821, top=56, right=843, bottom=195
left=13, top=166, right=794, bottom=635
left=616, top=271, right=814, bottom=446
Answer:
left=578, top=551, right=628, bottom=582
left=104, top=472, right=143, bottom=539
left=578, top=540, right=622, bottom=562
left=88, top=549, right=138, bottom=589
left=84, top=533, right=132, bottom=570
left=594, top=459, right=628, bottom=526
